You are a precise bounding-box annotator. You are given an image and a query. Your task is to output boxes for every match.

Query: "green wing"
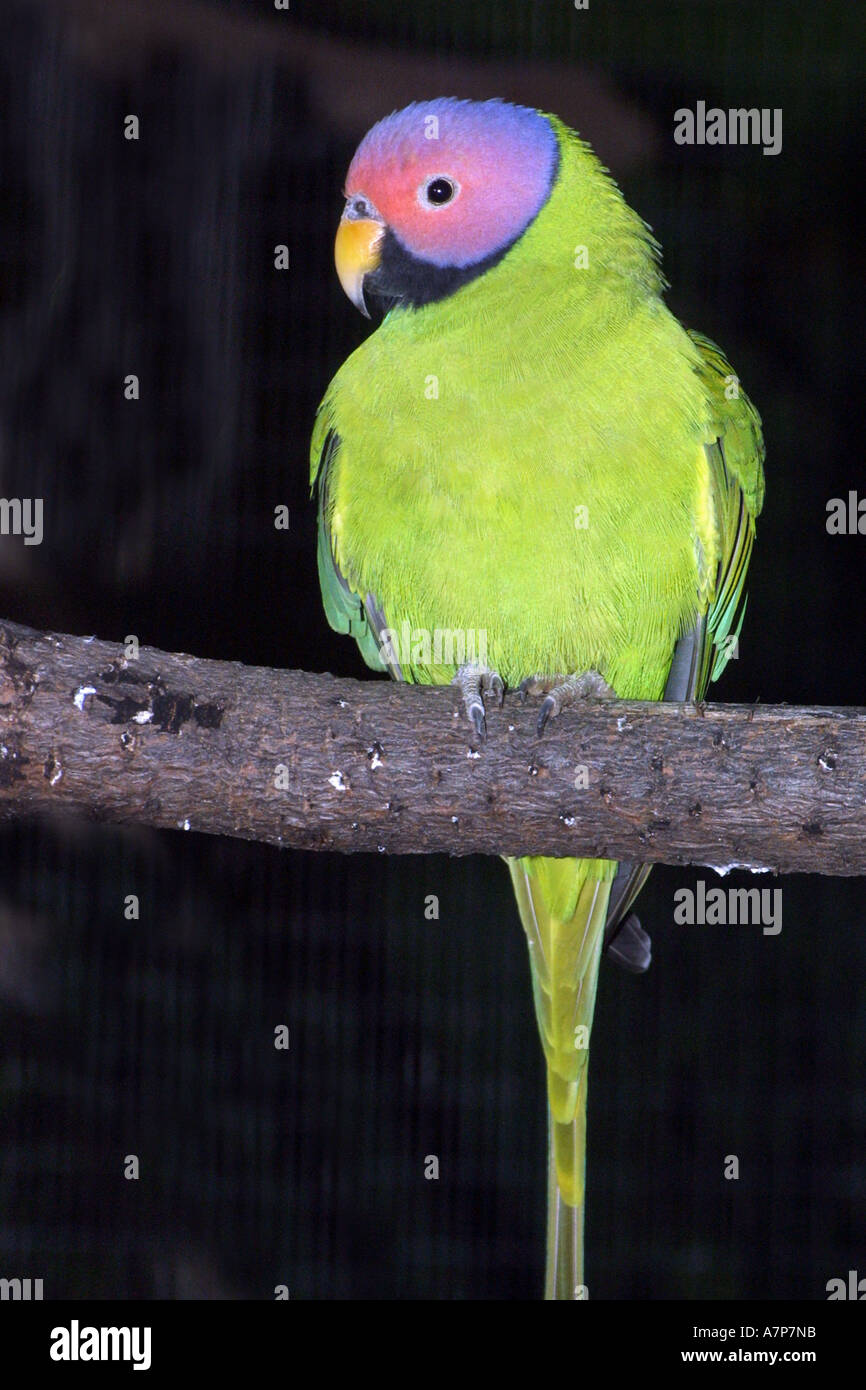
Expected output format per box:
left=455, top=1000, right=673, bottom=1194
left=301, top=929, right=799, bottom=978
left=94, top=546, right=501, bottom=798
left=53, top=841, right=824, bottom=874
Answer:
left=688, top=330, right=765, bottom=695
left=310, top=412, right=394, bottom=676
left=605, top=331, right=765, bottom=963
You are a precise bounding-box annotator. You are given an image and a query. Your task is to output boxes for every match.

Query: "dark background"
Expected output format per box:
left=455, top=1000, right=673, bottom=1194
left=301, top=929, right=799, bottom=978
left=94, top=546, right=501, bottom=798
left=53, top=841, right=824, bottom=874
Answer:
left=1, top=0, right=864, bottom=1299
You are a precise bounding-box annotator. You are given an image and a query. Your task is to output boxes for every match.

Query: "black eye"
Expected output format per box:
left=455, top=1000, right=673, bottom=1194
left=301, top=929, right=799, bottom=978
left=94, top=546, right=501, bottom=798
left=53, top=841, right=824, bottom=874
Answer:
left=425, top=177, right=456, bottom=206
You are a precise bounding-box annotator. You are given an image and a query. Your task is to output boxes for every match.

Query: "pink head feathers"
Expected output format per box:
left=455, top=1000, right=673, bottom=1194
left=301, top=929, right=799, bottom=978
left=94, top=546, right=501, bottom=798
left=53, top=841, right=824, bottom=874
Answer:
left=344, top=99, right=559, bottom=270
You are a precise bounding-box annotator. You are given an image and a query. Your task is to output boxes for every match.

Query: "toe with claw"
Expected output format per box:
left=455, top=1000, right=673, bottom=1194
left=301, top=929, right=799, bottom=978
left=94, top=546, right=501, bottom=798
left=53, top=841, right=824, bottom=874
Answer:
left=453, top=663, right=505, bottom=739
left=520, top=669, right=615, bottom=735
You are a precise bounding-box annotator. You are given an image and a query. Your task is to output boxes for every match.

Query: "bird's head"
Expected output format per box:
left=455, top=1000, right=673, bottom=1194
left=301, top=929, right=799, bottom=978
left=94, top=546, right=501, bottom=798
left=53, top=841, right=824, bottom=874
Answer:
left=335, top=98, right=559, bottom=316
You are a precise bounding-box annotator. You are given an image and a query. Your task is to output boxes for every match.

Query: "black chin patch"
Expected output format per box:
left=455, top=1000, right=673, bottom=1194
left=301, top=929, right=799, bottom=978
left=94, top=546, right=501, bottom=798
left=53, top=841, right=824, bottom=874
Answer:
left=363, top=228, right=516, bottom=313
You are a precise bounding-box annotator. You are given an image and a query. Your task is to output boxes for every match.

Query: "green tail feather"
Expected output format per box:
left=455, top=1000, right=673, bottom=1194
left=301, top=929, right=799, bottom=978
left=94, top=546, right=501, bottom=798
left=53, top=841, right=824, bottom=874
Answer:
left=507, top=855, right=614, bottom=1299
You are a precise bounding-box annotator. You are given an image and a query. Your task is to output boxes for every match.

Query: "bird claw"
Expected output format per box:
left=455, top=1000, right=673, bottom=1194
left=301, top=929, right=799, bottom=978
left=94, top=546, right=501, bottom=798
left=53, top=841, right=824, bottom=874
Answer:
left=453, top=664, right=505, bottom=740
left=605, top=913, right=652, bottom=974
left=520, top=670, right=615, bottom=736
left=469, top=699, right=486, bottom=739
left=537, top=694, right=558, bottom=736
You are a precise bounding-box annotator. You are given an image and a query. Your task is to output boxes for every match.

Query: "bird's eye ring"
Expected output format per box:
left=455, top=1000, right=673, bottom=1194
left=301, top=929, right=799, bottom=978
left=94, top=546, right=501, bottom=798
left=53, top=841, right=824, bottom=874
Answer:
left=421, top=176, right=458, bottom=207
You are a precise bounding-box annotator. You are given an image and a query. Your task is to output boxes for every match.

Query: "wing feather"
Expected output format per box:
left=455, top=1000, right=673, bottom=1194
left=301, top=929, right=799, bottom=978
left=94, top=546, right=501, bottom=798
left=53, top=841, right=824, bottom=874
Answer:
left=604, top=331, right=765, bottom=962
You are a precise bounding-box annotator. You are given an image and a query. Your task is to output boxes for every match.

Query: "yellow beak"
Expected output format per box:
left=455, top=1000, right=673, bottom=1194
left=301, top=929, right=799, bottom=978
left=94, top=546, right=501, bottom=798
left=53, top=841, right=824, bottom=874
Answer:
left=335, top=217, right=384, bottom=317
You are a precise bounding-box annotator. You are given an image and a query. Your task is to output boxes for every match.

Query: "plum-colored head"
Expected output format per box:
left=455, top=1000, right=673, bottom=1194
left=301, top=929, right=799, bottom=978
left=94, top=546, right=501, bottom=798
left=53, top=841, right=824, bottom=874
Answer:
left=335, top=99, right=559, bottom=313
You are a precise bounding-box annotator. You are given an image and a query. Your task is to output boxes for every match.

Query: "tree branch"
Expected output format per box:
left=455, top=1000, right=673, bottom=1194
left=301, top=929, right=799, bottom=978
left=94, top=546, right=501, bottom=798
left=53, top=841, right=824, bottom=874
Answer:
left=1, top=618, right=863, bottom=874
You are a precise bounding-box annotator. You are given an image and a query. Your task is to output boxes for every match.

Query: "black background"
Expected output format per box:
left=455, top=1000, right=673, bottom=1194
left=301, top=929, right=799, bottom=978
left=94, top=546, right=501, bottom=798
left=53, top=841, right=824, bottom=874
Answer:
left=1, top=0, right=864, bottom=1299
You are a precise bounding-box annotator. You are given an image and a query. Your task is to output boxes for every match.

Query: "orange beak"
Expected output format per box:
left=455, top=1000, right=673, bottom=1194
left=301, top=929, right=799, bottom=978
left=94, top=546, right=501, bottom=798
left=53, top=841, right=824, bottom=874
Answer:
left=335, top=216, right=385, bottom=317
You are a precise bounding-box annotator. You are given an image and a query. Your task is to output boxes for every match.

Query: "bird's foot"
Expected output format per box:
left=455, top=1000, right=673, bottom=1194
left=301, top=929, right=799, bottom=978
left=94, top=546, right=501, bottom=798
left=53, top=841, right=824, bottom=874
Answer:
left=452, top=663, right=505, bottom=739
left=605, top=913, right=652, bottom=974
left=519, top=669, right=615, bottom=736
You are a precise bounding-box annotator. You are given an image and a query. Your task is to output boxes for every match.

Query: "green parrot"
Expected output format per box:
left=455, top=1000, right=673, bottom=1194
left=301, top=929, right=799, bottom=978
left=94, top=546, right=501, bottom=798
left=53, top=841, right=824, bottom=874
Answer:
left=310, top=98, right=764, bottom=1299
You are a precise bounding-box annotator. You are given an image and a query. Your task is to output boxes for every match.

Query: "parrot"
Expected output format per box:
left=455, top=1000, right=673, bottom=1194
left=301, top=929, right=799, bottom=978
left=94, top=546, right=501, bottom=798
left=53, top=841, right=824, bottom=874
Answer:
left=310, top=97, right=765, bottom=1299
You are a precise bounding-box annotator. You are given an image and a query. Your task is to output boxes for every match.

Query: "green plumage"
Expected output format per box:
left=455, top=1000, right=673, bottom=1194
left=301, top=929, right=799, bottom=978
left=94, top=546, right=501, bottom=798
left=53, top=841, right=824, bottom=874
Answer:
left=312, top=111, right=764, bottom=1297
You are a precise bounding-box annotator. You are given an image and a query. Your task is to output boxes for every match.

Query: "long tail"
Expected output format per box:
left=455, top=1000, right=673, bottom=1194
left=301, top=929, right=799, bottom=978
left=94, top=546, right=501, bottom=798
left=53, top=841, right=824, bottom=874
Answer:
left=507, top=855, right=615, bottom=1300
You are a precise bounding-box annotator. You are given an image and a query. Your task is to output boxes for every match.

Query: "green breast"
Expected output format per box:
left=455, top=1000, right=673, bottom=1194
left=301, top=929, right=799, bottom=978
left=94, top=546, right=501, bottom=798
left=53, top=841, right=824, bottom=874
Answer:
left=320, top=269, right=716, bottom=700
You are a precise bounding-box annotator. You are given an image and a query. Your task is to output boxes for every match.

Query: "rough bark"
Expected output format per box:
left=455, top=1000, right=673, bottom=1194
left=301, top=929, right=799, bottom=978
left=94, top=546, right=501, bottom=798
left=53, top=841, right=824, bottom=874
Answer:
left=1, top=618, right=864, bottom=874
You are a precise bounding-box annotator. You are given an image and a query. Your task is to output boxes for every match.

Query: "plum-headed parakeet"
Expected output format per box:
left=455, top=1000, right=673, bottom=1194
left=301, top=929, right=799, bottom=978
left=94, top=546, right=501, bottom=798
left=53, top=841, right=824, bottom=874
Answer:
left=310, top=98, right=765, bottom=1299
